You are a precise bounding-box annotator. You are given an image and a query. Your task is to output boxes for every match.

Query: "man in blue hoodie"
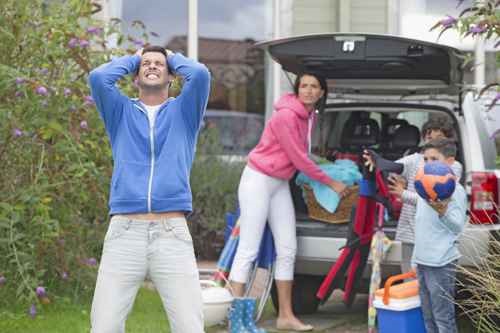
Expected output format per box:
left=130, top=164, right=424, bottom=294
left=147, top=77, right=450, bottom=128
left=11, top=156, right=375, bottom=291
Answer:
left=88, top=46, right=210, bottom=333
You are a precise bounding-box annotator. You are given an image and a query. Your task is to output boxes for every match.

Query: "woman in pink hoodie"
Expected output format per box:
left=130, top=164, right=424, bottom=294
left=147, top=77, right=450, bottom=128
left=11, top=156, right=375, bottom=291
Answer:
left=229, top=73, right=347, bottom=331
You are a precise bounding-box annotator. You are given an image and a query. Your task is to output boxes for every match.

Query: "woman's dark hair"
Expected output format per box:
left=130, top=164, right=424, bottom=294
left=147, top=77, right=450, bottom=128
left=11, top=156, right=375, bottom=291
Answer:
left=293, top=72, right=328, bottom=110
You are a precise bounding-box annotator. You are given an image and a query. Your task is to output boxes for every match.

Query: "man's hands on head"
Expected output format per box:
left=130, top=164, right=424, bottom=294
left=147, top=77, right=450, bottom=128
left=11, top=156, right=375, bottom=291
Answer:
left=165, top=48, right=174, bottom=58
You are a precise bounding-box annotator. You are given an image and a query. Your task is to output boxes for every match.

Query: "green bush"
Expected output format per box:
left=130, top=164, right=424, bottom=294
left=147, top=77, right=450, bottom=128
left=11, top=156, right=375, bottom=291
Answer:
left=0, top=0, right=131, bottom=312
left=0, top=0, right=239, bottom=316
left=189, top=127, right=244, bottom=260
left=457, top=234, right=500, bottom=333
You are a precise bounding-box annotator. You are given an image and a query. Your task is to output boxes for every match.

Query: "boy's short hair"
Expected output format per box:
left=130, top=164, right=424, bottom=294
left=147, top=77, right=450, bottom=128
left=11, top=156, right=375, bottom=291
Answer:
left=421, top=118, right=455, bottom=139
left=421, top=138, right=457, bottom=158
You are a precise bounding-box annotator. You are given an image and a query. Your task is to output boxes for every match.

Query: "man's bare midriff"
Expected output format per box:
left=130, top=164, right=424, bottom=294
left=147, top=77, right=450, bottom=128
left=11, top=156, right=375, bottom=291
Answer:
left=118, top=211, right=185, bottom=220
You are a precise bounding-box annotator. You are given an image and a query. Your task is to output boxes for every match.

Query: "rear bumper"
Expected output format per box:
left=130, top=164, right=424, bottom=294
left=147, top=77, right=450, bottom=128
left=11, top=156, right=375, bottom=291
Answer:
left=294, top=223, right=495, bottom=276
left=294, top=235, right=403, bottom=277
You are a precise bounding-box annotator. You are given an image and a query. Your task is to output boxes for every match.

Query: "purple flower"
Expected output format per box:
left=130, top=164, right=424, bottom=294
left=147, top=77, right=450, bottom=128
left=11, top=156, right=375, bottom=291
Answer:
left=440, top=15, right=457, bottom=28
left=83, top=95, right=94, bottom=105
left=12, top=128, right=23, bottom=137
left=29, top=304, right=37, bottom=318
left=61, top=271, right=69, bottom=280
left=133, top=39, right=144, bottom=47
left=68, top=38, right=78, bottom=48
left=470, top=25, right=487, bottom=34
left=79, top=39, right=90, bottom=48
left=36, top=286, right=46, bottom=297
left=86, top=257, right=97, bottom=266
left=487, top=92, right=500, bottom=111
left=80, top=120, right=88, bottom=129
left=35, top=86, right=48, bottom=96
left=86, top=26, right=102, bottom=35
left=15, top=77, right=25, bottom=84
left=15, top=91, right=24, bottom=98
left=39, top=68, right=49, bottom=75
left=0, top=275, right=5, bottom=286
left=63, top=88, right=71, bottom=96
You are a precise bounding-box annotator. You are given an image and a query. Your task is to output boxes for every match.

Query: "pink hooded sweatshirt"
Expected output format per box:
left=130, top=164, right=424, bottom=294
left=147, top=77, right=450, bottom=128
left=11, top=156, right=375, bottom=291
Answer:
left=248, top=93, right=333, bottom=185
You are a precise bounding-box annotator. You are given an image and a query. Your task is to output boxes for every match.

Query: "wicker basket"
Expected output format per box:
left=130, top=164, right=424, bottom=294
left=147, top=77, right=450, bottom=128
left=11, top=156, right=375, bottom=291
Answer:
left=303, top=185, right=359, bottom=224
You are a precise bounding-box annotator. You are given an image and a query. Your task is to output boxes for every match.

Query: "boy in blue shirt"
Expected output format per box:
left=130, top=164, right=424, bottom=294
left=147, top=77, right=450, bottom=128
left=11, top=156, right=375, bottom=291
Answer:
left=363, top=138, right=466, bottom=333
left=412, top=138, right=466, bottom=333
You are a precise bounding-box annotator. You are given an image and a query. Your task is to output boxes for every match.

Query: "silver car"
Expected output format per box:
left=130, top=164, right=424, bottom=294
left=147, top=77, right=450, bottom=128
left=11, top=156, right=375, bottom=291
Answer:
left=257, top=33, right=500, bottom=314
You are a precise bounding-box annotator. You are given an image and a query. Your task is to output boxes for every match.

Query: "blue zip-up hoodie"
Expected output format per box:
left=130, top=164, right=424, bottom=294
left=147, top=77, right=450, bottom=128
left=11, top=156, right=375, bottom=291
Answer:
left=88, top=53, right=210, bottom=215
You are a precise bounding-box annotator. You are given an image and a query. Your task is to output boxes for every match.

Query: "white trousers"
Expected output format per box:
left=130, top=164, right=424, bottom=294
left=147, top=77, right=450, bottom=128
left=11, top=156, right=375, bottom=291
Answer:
left=91, top=216, right=204, bottom=333
left=230, top=166, right=297, bottom=282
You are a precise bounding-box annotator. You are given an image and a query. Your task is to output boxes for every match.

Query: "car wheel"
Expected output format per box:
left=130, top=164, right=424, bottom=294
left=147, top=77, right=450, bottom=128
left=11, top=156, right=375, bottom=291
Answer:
left=270, top=274, right=324, bottom=315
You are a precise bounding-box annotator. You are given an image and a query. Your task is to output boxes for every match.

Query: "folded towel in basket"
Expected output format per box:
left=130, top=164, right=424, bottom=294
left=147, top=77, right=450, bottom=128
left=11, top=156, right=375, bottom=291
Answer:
left=296, top=159, right=362, bottom=213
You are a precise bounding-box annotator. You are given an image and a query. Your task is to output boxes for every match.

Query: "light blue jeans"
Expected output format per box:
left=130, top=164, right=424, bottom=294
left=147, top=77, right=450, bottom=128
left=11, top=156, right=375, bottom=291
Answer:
left=417, top=261, right=458, bottom=333
left=90, top=216, right=204, bottom=333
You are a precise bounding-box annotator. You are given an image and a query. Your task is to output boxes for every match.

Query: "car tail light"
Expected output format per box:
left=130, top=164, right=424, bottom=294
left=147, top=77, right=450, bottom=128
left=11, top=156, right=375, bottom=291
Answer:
left=470, top=172, right=499, bottom=224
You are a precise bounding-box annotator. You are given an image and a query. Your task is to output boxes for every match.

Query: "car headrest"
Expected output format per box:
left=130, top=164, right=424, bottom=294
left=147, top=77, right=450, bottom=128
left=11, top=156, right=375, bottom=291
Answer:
left=392, top=124, right=420, bottom=150
left=382, top=119, right=409, bottom=141
left=340, top=117, right=380, bottom=149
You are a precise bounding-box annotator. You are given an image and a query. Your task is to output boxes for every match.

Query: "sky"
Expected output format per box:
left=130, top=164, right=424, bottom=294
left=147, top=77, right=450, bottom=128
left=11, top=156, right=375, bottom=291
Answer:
left=121, top=0, right=272, bottom=46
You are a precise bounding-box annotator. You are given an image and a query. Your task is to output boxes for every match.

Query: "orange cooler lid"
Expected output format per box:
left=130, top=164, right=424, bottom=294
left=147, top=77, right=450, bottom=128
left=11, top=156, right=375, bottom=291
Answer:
left=375, top=279, right=419, bottom=299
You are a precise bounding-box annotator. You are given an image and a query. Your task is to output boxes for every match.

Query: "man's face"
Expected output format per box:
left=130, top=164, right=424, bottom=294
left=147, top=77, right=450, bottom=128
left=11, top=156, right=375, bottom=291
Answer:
left=137, top=51, right=169, bottom=90
left=423, top=148, right=454, bottom=165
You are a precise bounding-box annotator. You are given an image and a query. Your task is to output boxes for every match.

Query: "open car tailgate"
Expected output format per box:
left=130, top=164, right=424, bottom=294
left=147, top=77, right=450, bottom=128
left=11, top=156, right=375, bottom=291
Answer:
left=256, top=33, right=465, bottom=95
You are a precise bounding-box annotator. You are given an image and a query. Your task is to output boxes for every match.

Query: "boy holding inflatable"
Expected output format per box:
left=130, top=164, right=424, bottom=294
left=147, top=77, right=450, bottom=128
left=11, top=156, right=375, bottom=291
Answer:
left=364, top=138, right=467, bottom=333
left=411, top=138, right=466, bottom=333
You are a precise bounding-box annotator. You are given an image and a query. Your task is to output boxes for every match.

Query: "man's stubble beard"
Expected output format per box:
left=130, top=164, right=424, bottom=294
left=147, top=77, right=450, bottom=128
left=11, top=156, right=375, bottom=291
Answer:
left=138, top=80, right=168, bottom=93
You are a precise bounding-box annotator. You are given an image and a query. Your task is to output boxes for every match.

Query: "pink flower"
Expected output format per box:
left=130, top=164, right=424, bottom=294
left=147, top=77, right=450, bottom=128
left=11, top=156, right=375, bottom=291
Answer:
left=133, top=39, right=144, bottom=47
left=12, top=128, right=23, bottom=137
left=29, top=304, right=37, bottom=318
left=15, top=77, right=25, bottom=84
left=470, top=25, right=487, bottom=34
left=83, top=95, right=94, bottom=105
left=86, top=257, right=97, bottom=266
left=61, top=271, right=69, bottom=280
left=35, top=86, right=48, bottom=96
left=79, top=39, right=90, bottom=48
left=68, top=38, right=78, bottom=48
left=63, top=88, right=71, bottom=96
left=86, top=26, right=102, bottom=35
left=440, top=15, right=457, bottom=28
left=36, top=286, right=46, bottom=297
left=80, top=120, right=88, bottom=129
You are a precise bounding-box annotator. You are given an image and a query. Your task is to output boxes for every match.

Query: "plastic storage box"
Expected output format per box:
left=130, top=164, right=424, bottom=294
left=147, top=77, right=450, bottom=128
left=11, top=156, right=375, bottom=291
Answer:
left=374, top=272, right=426, bottom=333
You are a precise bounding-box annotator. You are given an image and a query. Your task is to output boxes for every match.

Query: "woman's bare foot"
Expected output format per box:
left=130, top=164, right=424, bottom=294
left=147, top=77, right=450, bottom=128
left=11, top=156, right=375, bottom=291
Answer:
left=276, top=317, right=313, bottom=332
